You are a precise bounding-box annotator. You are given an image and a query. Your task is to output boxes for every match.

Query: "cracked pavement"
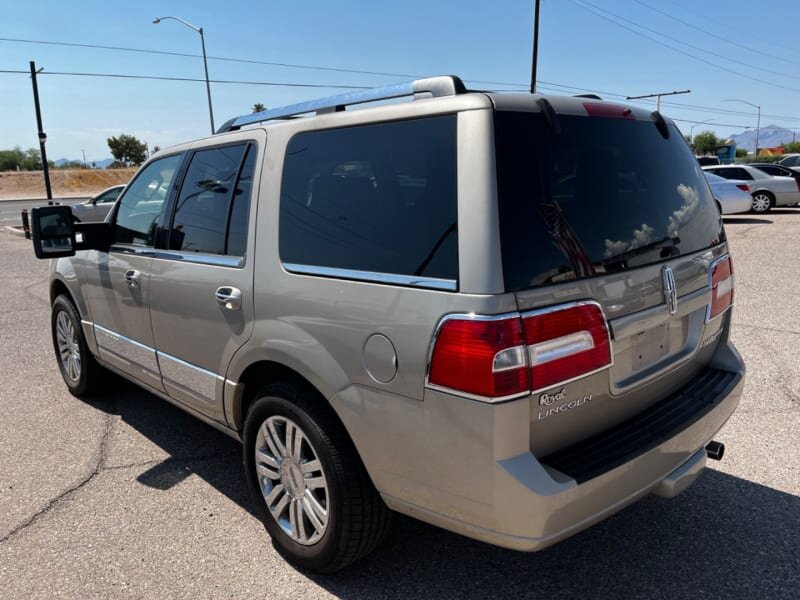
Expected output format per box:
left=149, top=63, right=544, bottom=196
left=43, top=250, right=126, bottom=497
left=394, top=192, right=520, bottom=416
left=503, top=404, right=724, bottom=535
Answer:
left=1, top=212, right=798, bottom=599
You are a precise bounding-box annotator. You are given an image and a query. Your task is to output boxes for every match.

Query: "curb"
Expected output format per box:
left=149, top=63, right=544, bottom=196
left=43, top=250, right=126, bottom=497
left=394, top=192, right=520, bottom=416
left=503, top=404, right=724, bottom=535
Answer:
left=2, top=225, right=26, bottom=238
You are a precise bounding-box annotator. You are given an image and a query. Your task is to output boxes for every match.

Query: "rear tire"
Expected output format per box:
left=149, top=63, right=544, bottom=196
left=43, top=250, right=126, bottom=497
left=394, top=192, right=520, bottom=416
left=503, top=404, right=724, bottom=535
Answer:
left=51, top=294, right=104, bottom=396
left=751, top=191, right=773, bottom=213
left=243, top=382, right=391, bottom=573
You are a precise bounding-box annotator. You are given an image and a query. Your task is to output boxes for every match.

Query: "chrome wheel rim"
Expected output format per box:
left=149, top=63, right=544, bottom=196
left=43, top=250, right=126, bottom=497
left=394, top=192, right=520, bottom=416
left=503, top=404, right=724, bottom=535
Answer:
left=752, top=194, right=770, bottom=212
left=55, top=311, right=81, bottom=383
left=255, top=416, right=329, bottom=545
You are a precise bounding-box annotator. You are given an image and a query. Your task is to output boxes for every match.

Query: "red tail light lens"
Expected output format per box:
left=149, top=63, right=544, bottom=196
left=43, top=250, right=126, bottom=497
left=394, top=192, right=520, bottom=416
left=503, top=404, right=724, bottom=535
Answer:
left=736, top=184, right=749, bottom=192
left=428, top=303, right=612, bottom=400
left=428, top=316, right=529, bottom=398
left=708, top=256, right=734, bottom=321
left=523, top=303, right=612, bottom=392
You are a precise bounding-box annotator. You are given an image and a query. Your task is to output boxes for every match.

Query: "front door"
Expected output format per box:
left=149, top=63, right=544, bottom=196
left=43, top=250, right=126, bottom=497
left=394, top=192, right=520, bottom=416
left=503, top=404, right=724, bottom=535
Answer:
left=147, top=139, right=260, bottom=423
left=82, top=154, right=184, bottom=389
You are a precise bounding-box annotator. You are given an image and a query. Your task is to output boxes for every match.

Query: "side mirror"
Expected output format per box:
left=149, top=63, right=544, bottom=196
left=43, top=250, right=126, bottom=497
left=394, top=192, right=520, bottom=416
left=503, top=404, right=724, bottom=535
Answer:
left=31, top=205, right=76, bottom=258
left=31, top=205, right=113, bottom=259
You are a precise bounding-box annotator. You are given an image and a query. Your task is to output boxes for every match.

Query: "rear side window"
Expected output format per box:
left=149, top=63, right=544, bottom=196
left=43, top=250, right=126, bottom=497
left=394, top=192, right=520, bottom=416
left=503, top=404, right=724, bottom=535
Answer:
left=169, top=144, right=252, bottom=256
left=495, top=111, right=724, bottom=291
left=279, top=116, right=458, bottom=283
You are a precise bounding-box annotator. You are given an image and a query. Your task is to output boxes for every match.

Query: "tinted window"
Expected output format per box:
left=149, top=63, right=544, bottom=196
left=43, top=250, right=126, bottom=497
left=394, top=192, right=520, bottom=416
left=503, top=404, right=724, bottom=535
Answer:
left=170, top=144, right=248, bottom=255
left=97, top=187, right=122, bottom=204
left=781, top=155, right=800, bottom=166
left=279, top=116, right=457, bottom=281
left=227, top=146, right=256, bottom=257
left=495, top=111, right=724, bottom=291
left=115, top=154, right=182, bottom=246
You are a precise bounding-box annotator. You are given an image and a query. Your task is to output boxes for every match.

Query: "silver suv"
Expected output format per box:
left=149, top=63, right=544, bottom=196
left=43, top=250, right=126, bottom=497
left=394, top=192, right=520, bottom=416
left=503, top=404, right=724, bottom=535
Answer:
left=30, top=76, right=744, bottom=573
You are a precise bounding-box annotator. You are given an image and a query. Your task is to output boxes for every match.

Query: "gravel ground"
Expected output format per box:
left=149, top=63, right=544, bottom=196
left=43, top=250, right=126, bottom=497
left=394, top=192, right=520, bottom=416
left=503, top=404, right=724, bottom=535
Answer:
left=0, top=211, right=798, bottom=599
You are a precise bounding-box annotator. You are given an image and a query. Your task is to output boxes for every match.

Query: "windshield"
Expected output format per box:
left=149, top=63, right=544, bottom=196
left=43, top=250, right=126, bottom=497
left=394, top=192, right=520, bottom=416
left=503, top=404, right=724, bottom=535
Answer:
left=494, top=111, right=724, bottom=291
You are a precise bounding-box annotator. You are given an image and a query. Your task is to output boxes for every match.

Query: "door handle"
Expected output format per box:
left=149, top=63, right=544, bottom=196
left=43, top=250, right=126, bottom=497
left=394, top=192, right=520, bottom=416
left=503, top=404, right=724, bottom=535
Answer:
left=124, top=270, right=140, bottom=288
left=215, top=286, right=242, bottom=310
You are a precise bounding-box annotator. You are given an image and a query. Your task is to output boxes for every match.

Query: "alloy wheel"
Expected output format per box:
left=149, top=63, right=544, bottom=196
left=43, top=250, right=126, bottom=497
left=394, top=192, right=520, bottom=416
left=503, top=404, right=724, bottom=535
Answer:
left=55, top=310, right=81, bottom=382
left=752, top=193, right=771, bottom=213
left=254, top=415, right=329, bottom=545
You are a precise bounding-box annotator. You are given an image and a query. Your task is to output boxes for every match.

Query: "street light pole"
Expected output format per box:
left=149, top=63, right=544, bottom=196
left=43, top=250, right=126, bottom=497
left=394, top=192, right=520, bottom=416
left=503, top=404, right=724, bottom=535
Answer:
left=723, top=99, right=760, bottom=156
left=153, top=16, right=215, bottom=134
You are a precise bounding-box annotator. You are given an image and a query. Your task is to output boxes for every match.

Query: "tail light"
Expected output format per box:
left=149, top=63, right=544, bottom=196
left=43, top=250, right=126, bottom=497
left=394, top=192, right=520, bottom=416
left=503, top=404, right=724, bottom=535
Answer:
left=427, top=302, right=612, bottom=401
left=736, top=184, right=749, bottom=192
left=707, top=255, right=734, bottom=321
left=523, top=303, right=612, bottom=393
left=427, top=315, right=529, bottom=399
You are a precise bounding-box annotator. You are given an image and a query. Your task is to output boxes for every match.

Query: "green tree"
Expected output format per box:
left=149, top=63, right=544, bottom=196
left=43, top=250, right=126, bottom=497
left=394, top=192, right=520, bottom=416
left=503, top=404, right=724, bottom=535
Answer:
left=783, top=141, right=800, bottom=154
left=252, top=103, right=266, bottom=113
left=693, top=131, right=720, bottom=156
left=735, top=148, right=748, bottom=158
left=0, top=147, right=25, bottom=171
left=107, top=134, right=148, bottom=166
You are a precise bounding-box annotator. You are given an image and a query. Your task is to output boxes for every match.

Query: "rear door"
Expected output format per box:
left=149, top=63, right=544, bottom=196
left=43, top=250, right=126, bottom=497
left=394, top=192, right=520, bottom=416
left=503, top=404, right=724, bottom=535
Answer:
left=147, top=136, right=261, bottom=423
left=493, top=108, right=729, bottom=454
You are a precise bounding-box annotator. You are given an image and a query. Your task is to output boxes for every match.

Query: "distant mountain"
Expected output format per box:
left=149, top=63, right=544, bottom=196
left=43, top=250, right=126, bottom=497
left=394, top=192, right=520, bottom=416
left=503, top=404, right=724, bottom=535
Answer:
left=52, top=157, right=115, bottom=169
left=728, top=125, right=798, bottom=153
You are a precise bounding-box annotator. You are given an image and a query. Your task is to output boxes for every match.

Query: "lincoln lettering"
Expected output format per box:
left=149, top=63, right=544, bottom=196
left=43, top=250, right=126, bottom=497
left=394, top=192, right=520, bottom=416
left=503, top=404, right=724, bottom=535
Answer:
left=537, top=394, right=594, bottom=421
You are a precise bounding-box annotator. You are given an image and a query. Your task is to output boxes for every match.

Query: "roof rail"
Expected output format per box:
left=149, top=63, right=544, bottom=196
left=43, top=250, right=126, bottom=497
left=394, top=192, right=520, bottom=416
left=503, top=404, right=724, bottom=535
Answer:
left=216, top=75, right=467, bottom=133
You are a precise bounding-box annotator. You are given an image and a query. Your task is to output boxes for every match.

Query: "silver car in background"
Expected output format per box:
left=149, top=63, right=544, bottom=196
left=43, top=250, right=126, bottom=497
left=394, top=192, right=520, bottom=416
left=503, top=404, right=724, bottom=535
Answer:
left=703, top=164, right=800, bottom=213
left=69, top=185, right=125, bottom=222
left=704, top=172, right=752, bottom=214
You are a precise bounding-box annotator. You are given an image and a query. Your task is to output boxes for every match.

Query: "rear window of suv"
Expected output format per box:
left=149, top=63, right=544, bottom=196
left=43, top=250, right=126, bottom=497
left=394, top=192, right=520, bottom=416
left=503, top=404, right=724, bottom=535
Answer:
left=494, top=110, right=724, bottom=291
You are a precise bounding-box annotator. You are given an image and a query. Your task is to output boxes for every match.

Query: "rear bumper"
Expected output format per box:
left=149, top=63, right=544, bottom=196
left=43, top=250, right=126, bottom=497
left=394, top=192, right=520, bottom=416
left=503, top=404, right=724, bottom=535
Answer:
left=332, top=341, right=744, bottom=552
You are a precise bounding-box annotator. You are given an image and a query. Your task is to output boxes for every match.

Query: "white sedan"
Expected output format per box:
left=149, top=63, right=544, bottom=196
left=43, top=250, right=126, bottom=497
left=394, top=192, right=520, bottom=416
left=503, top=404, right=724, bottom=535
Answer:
left=703, top=165, right=800, bottom=213
left=704, top=172, right=752, bottom=215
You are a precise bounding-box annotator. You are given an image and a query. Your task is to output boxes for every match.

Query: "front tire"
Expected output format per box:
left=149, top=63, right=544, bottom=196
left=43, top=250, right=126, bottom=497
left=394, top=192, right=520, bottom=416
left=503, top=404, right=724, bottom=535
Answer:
left=51, top=294, right=103, bottom=396
left=751, top=191, right=773, bottom=213
left=243, top=382, right=391, bottom=573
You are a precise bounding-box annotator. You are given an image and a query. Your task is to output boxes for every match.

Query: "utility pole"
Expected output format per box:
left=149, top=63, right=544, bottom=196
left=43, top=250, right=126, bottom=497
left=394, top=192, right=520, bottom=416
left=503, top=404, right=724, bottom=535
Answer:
left=626, top=89, right=691, bottom=112
left=530, top=0, right=541, bottom=94
left=29, top=61, right=53, bottom=201
left=81, top=149, right=87, bottom=168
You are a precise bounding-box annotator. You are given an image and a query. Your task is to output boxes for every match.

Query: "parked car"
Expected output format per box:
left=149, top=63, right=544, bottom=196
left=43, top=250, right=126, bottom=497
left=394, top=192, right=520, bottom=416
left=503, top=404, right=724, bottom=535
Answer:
left=28, top=76, right=744, bottom=573
left=702, top=164, right=800, bottom=213
left=777, top=153, right=800, bottom=168
left=696, top=156, right=720, bottom=166
left=704, top=172, right=752, bottom=214
left=749, top=163, right=800, bottom=206
left=69, top=185, right=125, bottom=222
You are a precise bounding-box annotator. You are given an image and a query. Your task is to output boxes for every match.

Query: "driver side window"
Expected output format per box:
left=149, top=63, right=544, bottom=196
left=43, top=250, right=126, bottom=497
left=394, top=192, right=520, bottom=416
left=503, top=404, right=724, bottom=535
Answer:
left=114, top=154, right=183, bottom=246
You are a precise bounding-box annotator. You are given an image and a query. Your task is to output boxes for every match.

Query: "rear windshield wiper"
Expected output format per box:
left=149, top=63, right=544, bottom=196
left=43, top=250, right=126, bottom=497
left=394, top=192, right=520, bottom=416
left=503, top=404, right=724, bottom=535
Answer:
left=603, top=236, right=680, bottom=271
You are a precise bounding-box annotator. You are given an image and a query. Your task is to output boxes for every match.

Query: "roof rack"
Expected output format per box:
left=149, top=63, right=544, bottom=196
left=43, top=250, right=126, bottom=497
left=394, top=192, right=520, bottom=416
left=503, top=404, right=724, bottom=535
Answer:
left=216, top=75, right=467, bottom=133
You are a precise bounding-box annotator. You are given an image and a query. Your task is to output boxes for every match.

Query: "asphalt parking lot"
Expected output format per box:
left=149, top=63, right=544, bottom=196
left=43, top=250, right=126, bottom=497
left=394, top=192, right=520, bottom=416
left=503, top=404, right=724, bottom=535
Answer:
left=0, top=211, right=798, bottom=599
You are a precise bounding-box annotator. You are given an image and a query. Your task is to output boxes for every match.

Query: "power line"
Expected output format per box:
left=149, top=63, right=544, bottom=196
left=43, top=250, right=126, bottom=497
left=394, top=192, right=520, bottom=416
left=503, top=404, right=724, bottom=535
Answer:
left=4, top=33, right=800, bottom=123
left=632, top=0, right=800, bottom=67
left=0, top=68, right=371, bottom=89
left=568, top=0, right=800, bottom=93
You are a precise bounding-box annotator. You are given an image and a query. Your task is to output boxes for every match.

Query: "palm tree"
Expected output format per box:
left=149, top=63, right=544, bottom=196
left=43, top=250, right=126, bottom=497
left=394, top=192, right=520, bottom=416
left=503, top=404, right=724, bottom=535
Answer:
left=252, top=103, right=266, bottom=113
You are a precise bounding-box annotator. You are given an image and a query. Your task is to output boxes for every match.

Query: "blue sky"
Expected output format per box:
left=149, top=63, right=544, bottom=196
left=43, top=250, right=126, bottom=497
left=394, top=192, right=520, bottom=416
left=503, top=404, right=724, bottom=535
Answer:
left=2, top=0, right=800, bottom=162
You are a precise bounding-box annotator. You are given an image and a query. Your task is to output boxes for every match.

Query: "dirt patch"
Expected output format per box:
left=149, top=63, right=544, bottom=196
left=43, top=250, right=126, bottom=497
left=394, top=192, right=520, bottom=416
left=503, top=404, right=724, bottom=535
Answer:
left=0, top=169, right=136, bottom=200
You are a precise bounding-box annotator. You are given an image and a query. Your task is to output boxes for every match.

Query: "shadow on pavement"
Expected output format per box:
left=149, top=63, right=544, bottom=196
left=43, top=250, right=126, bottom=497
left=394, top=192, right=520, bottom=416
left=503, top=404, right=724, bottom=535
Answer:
left=84, top=379, right=799, bottom=599
left=723, top=217, right=773, bottom=225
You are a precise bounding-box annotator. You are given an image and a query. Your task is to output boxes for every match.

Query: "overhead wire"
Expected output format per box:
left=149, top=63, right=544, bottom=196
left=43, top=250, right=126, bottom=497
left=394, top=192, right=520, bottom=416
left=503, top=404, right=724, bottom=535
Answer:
left=568, top=0, right=800, bottom=93
left=632, top=0, right=800, bottom=67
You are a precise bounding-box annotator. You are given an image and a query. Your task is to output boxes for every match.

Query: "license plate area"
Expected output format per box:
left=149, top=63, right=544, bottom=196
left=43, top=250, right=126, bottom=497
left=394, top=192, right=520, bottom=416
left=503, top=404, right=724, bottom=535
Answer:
left=631, top=323, right=669, bottom=371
